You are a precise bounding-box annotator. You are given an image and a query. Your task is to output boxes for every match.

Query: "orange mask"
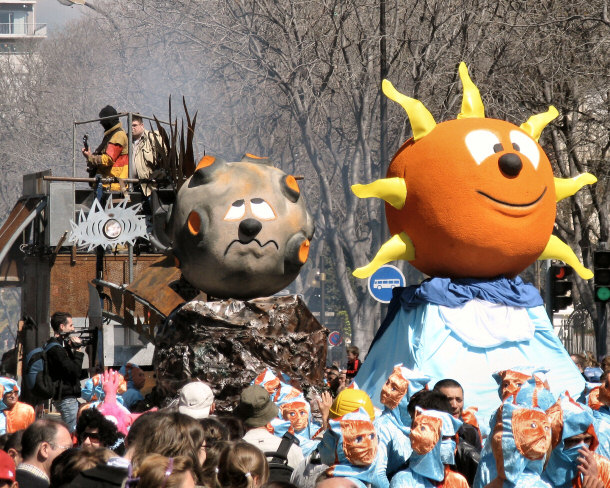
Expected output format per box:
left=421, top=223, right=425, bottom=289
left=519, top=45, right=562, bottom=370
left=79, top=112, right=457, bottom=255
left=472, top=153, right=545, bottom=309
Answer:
left=255, top=375, right=280, bottom=395
left=281, top=401, right=309, bottom=432
left=545, top=400, right=564, bottom=450
left=380, top=367, right=409, bottom=410
left=598, top=382, right=610, bottom=406
left=498, top=370, right=531, bottom=399
left=341, top=419, right=378, bottom=466
left=410, top=412, right=442, bottom=455
left=512, top=408, right=552, bottom=460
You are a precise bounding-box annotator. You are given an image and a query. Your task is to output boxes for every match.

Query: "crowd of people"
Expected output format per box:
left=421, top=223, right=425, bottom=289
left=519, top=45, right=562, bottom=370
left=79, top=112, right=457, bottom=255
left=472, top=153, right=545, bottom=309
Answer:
left=1, top=310, right=610, bottom=487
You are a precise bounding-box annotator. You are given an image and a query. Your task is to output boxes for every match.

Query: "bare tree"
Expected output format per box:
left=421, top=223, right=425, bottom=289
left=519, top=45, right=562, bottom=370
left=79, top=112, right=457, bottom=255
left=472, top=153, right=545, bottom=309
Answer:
left=0, top=0, right=607, bottom=353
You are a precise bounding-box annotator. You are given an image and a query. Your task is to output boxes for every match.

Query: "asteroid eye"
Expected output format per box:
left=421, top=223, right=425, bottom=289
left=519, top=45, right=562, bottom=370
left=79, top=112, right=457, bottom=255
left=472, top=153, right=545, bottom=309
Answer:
left=224, top=200, right=246, bottom=221
left=251, top=198, right=276, bottom=220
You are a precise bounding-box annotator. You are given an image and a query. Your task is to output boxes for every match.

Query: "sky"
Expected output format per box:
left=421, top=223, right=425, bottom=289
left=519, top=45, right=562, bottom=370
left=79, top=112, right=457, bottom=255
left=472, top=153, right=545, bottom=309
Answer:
left=35, top=0, right=84, bottom=32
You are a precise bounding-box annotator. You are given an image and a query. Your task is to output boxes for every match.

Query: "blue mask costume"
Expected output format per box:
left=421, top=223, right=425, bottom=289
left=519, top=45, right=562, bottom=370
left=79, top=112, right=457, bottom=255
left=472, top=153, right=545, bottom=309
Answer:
left=542, top=393, right=599, bottom=488
left=118, top=363, right=144, bottom=409
left=375, top=364, right=430, bottom=474
left=326, top=407, right=389, bottom=488
left=474, top=378, right=555, bottom=488
left=390, top=408, right=465, bottom=488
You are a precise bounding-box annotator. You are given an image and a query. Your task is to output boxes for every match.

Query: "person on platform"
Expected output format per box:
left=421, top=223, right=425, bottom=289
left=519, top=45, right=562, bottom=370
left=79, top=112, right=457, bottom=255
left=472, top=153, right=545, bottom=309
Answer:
left=0, top=377, right=35, bottom=434
left=46, top=312, right=84, bottom=433
left=82, top=105, right=129, bottom=192
left=131, top=115, right=163, bottom=198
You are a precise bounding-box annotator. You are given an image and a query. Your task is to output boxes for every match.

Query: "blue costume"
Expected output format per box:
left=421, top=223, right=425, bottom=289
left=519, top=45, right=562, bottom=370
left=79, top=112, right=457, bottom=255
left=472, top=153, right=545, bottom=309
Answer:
left=375, top=365, right=430, bottom=474
left=355, top=277, right=585, bottom=418
left=118, top=363, right=144, bottom=409
left=326, top=408, right=389, bottom=488
left=390, top=408, right=466, bottom=488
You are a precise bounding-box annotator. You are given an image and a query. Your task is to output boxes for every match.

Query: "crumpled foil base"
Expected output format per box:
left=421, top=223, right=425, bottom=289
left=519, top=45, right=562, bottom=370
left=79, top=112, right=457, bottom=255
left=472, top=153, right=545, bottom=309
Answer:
left=153, top=295, right=328, bottom=412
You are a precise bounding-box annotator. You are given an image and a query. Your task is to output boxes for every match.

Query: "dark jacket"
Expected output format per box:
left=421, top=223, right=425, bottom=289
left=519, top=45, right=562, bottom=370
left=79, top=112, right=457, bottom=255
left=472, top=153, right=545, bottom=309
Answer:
left=16, top=468, right=49, bottom=488
left=66, top=464, right=128, bottom=488
left=46, top=336, right=84, bottom=400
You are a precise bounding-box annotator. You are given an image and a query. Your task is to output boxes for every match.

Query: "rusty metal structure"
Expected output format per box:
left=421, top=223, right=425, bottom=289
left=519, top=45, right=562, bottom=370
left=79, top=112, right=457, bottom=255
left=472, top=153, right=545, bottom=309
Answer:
left=0, top=170, right=166, bottom=370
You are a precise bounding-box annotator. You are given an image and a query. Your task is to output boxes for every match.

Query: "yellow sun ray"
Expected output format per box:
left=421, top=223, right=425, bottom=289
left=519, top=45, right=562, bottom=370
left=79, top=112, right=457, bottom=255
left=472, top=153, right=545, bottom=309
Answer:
left=457, top=62, right=485, bottom=119
left=520, top=106, right=559, bottom=142
left=353, top=232, right=415, bottom=278
left=351, top=178, right=407, bottom=209
left=554, top=174, right=597, bottom=202
left=538, top=235, right=593, bottom=279
left=382, top=80, right=436, bottom=141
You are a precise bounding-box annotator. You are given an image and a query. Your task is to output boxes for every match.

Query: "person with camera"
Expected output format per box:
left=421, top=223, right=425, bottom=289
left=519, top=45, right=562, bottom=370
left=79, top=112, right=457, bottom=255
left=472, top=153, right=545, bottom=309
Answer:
left=47, top=312, right=85, bottom=432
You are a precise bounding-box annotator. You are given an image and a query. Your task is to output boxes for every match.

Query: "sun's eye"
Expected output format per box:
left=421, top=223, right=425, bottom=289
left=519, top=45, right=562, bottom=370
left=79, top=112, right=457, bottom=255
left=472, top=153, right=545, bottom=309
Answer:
left=465, top=130, right=502, bottom=165
left=510, top=130, right=540, bottom=169
left=251, top=198, right=276, bottom=220
left=224, top=200, right=245, bottom=221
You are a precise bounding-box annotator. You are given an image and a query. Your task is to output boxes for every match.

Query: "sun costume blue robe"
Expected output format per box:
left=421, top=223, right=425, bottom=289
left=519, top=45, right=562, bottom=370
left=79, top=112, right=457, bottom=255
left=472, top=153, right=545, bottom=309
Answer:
left=354, top=277, right=585, bottom=418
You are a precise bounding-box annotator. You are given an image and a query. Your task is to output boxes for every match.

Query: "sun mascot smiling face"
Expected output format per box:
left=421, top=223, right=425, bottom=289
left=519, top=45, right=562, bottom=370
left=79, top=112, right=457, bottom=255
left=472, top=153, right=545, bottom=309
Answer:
left=386, top=116, right=556, bottom=278
left=352, top=62, right=596, bottom=280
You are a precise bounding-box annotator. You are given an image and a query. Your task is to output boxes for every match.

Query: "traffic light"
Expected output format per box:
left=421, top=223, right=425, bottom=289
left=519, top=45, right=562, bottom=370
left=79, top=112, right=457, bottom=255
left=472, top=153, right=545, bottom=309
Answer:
left=594, top=250, right=610, bottom=303
left=550, top=264, right=573, bottom=311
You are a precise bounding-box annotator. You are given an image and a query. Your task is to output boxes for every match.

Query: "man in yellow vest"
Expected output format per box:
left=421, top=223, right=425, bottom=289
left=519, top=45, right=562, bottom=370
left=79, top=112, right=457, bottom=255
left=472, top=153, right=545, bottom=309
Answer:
left=82, top=105, right=128, bottom=192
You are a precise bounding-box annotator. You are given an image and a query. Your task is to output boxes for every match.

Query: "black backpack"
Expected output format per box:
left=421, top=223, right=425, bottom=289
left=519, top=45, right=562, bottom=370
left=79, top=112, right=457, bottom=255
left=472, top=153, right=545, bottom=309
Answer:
left=24, top=341, right=61, bottom=401
left=265, top=433, right=299, bottom=483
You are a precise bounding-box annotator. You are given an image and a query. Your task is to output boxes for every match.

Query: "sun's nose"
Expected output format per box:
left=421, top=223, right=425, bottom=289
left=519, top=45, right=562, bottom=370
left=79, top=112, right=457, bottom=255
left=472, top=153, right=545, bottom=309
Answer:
left=498, top=153, right=523, bottom=177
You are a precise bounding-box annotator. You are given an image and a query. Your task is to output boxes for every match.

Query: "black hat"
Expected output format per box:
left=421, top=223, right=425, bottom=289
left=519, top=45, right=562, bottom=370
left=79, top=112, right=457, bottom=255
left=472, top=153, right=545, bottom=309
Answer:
left=99, top=105, right=119, bottom=130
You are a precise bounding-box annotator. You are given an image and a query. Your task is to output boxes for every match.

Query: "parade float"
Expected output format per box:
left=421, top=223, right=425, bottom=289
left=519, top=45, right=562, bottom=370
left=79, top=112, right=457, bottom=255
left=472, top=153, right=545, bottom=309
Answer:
left=351, top=63, right=596, bottom=415
left=0, top=105, right=326, bottom=409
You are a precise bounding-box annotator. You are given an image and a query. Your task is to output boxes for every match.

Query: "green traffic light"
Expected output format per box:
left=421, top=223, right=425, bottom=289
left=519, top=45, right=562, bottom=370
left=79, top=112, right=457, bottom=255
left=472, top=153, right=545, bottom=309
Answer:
left=597, top=287, right=610, bottom=302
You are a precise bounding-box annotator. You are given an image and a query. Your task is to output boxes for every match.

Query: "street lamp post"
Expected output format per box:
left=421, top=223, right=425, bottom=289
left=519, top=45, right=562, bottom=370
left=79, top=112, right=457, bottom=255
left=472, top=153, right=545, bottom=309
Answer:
left=56, top=0, right=121, bottom=32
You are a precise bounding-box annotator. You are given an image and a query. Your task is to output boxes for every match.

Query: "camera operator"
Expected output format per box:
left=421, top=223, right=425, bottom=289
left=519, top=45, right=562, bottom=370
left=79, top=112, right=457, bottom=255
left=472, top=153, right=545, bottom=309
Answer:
left=47, top=312, right=85, bottom=432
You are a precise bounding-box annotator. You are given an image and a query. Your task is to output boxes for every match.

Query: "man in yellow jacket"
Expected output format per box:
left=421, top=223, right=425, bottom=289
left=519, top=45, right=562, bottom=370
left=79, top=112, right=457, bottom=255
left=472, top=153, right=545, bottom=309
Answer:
left=82, top=105, right=128, bottom=192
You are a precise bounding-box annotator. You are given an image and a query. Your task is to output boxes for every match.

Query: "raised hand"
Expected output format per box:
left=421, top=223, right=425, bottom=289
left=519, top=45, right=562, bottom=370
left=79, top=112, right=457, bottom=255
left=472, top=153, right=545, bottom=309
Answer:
left=101, top=369, right=122, bottom=404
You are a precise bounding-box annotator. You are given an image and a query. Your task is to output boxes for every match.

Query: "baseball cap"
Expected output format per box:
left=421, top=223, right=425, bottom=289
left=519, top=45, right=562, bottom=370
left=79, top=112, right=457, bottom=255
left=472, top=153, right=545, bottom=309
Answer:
left=178, top=382, right=214, bottom=419
left=0, top=450, right=16, bottom=482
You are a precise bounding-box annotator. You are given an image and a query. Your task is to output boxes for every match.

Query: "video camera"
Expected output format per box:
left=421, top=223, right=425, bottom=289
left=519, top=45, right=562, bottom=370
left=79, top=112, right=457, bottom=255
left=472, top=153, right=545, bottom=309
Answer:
left=63, top=330, right=96, bottom=348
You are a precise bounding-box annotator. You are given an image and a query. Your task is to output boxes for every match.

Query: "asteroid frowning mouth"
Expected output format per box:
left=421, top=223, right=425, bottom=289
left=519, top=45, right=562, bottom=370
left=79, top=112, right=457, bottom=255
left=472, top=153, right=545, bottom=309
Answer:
left=224, top=238, right=279, bottom=256
left=477, top=187, right=547, bottom=207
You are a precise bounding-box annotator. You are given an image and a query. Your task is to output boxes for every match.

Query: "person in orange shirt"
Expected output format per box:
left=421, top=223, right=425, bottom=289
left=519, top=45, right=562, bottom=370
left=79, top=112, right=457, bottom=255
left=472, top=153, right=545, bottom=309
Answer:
left=0, top=377, right=35, bottom=433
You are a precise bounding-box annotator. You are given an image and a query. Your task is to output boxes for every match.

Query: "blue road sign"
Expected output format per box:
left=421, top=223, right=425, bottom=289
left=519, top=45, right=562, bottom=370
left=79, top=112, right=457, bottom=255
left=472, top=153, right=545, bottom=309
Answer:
left=367, top=265, right=406, bottom=303
left=328, top=331, right=342, bottom=347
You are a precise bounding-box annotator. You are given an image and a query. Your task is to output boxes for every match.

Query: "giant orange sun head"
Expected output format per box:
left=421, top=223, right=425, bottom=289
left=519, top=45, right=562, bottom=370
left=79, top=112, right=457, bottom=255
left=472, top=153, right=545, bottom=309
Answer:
left=352, top=62, right=596, bottom=281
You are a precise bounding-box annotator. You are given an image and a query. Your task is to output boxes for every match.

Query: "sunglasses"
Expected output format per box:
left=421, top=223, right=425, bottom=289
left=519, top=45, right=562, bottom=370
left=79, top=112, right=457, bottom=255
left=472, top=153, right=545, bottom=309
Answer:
left=80, top=432, right=101, bottom=442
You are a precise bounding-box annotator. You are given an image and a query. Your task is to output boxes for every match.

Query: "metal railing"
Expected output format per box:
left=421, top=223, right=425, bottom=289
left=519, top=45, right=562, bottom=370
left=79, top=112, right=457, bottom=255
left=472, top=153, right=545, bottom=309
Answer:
left=0, top=23, right=47, bottom=36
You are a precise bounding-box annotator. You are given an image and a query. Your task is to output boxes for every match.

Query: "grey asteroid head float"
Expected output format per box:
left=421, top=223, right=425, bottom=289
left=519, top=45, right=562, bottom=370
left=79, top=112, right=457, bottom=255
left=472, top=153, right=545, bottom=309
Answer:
left=170, top=154, right=314, bottom=299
